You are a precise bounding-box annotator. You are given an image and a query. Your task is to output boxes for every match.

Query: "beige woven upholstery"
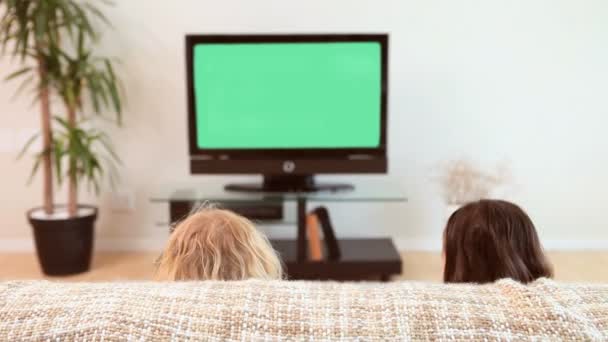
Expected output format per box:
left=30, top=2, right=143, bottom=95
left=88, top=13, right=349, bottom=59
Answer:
left=0, top=278, right=606, bottom=341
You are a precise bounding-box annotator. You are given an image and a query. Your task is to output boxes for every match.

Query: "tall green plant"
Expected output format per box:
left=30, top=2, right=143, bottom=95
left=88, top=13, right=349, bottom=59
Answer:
left=46, top=31, right=122, bottom=216
left=0, top=0, right=122, bottom=217
left=52, top=116, right=120, bottom=215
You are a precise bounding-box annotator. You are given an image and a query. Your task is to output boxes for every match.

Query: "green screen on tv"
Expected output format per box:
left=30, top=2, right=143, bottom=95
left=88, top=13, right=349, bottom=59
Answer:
left=193, top=42, right=381, bottom=149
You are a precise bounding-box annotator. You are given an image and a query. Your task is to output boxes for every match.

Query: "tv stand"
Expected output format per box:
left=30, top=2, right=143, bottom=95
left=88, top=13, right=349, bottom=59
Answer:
left=225, top=175, right=354, bottom=193
left=151, top=180, right=406, bottom=281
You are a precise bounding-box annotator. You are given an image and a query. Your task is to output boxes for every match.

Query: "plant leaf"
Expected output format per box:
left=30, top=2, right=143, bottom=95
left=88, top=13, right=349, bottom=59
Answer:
left=34, top=1, right=47, bottom=41
left=84, top=3, right=111, bottom=27
left=98, top=133, right=121, bottom=164
left=106, top=75, right=122, bottom=122
left=77, top=24, right=84, bottom=56
left=69, top=2, right=96, bottom=40
left=27, top=153, right=43, bottom=185
left=11, top=74, right=34, bottom=100
left=4, top=66, right=32, bottom=81
left=87, top=73, right=101, bottom=113
left=16, top=132, right=40, bottom=160
left=54, top=116, right=71, bottom=130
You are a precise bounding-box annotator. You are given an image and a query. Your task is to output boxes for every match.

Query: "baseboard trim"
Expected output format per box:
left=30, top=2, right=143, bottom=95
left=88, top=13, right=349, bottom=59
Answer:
left=0, top=238, right=166, bottom=252
left=394, top=239, right=442, bottom=252
left=95, top=238, right=167, bottom=252
left=394, top=239, right=608, bottom=252
left=541, top=240, right=608, bottom=251
left=0, top=239, right=34, bottom=252
left=0, top=238, right=607, bottom=252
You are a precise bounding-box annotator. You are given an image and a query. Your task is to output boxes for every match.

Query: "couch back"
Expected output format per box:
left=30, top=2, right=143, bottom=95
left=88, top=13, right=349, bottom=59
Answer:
left=0, top=279, right=606, bottom=341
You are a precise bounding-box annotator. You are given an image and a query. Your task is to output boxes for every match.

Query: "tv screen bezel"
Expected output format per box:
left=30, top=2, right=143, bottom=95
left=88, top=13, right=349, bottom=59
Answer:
left=185, top=34, right=388, bottom=159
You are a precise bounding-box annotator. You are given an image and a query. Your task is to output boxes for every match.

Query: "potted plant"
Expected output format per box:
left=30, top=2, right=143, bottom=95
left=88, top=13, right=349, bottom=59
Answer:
left=1, top=0, right=123, bottom=275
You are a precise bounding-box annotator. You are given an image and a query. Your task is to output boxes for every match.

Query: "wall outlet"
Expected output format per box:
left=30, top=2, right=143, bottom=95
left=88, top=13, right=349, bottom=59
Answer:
left=110, top=190, right=136, bottom=212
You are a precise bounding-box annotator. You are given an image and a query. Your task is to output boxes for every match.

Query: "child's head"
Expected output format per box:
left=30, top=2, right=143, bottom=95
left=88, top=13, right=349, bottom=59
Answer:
left=156, top=208, right=283, bottom=281
left=443, top=199, right=553, bottom=284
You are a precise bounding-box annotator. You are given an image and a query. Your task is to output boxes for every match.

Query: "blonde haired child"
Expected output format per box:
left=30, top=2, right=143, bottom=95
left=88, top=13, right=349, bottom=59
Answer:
left=155, top=208, right=283, bottom=281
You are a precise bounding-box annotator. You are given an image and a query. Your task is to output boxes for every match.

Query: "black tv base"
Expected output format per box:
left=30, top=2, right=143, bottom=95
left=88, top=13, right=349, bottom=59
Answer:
left=271, top=238, right=401, bottom=281
left=225, top=174, right=354, bottom=193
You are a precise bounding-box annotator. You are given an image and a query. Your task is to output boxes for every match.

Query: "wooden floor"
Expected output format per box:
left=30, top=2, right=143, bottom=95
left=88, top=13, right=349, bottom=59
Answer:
left=0, top=251, right=607, bottom=282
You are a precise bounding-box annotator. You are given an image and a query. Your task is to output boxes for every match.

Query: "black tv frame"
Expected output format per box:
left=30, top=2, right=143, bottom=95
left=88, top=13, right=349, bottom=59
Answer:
left=185, top=34, right=388, bottom=192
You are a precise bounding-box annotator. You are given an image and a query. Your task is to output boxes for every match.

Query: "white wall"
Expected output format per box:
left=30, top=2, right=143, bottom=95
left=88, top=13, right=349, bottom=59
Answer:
left=1, top=0, right=607, bottom=251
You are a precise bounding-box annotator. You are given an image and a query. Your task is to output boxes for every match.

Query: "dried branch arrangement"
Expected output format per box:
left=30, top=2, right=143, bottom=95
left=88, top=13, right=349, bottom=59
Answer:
left=434, top=159, right=510, bottom=205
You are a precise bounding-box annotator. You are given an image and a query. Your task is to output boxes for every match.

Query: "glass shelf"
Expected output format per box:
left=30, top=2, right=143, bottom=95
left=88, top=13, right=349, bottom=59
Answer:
left=150, top=178, right=407, bottom=204
left=151, top=178, right=407, bottom=273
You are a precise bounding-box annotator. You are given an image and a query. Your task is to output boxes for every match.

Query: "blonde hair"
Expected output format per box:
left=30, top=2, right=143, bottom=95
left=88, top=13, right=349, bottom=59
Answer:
left=155, top=208, right=283, bottom=281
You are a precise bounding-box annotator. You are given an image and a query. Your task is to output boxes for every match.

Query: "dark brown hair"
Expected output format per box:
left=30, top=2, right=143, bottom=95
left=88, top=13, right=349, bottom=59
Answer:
left=443, top=199, right=553, bottom=284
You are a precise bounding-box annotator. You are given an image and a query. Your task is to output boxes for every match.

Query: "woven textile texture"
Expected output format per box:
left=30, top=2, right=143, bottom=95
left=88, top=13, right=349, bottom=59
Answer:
left=0, top=278, right=607, bottom=341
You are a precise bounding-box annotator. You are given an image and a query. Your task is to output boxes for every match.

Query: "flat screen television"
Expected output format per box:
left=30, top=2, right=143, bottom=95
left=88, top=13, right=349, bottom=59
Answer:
left=186, top=34, right=388, bottom=192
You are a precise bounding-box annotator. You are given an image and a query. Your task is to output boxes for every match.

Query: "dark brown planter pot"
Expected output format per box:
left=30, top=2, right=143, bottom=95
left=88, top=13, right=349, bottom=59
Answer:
left=27, top=205, right=97, bottom=276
